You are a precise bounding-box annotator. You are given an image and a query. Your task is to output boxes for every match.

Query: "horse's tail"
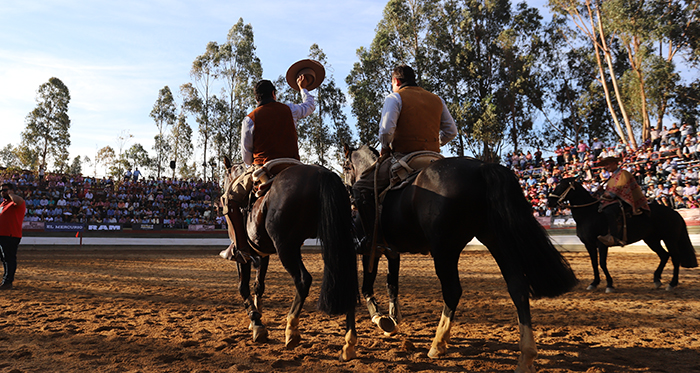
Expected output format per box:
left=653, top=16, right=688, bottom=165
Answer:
left=481, top=163, right=578, bottom=298
left=316, top=170, right=358, bottom=315
left=669, top=210, right=698, bottom=268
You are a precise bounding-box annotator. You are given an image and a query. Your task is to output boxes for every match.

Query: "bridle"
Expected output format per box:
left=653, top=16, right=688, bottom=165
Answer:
left=548, top=181, right=599, bottom=209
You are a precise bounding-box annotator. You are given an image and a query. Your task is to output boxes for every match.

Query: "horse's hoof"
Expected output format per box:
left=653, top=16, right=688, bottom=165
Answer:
left=427, top=345, right=445, bottom=359
left=605, top=287, right=615, bottom=294
left=654, top=281, right=662, bottom=289
left=339, top=345, right=357, bottom=361
left=665, top=284, right=676, bottom=291
left=586, top=284, right=597, bottom=291
left=372, top=315, right=396, bottom=335
left=384, top=324, right=399, bottom=337
left=285, top=333, right=301, bottom=349
left=251, top=325, right=268, bottom=343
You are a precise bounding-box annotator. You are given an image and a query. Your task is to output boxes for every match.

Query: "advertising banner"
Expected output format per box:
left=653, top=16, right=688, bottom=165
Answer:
left=188, top=224, right=216, bottom=231
left=45, top=222, right=85, bottom=232
left=551, top=215, right=576, bottom=228
left=86, top=224, right=122, bottom=231
left=133, top=223, right=162, bottom=231
left=22, top=221, right=45, bottom=230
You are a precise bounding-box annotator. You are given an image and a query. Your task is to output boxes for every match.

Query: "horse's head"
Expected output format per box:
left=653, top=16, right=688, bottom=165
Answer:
left=342, top=144, right=379, bottom=187
left=547, top=177, right=577, bottom=209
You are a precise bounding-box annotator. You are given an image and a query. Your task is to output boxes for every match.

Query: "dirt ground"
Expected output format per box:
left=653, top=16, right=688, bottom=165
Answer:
left=0, top=248, right=699, bottom=373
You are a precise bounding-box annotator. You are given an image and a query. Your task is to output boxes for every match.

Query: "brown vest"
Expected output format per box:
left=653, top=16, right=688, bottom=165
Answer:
left=248, top=102, right=299, bottom=165
left=392, top=86, right=443, bottom=153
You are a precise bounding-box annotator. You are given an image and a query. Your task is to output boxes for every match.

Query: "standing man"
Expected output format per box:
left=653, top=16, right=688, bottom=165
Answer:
left=0, top=183, right=26, bottom=290
left=352, top=65, right=457, bottom=252
left=221, top=71, right=317, bottom=264
left=597, top=156, right=649, bottom=246
left=133, top=168, right=141, bottom=182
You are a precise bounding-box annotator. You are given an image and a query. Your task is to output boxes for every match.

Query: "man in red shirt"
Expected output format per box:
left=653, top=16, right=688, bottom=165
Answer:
left=0, top=182, right=26, bottom=290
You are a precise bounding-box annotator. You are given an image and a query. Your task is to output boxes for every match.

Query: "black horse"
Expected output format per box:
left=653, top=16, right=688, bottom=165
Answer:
left=222, top=158, right=359, bottom=361
left=344, top=146, right=577, bottom=372
left=548, top=177, right=697, bottom=292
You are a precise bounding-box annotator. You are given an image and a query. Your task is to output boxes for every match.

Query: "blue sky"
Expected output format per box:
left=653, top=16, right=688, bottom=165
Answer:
left=0, top=0, right=388, bottom=170
left=2, top=0, right=563, bottom=173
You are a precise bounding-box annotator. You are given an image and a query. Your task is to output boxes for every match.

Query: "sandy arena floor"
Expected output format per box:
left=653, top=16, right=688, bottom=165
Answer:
left=0, top=249, right=699, bottom=372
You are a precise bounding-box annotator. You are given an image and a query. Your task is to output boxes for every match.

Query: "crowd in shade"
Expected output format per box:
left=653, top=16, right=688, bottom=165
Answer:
left=2, top=121, right=699, bottom=226
left=0, top=170, right=223, bottom=229
left=510, top=122, right=700, bottom=217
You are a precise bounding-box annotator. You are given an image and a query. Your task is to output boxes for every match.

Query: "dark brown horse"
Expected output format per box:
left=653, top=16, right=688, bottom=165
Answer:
left=222, top=157, right=358, bottom=361
left=343, top=146, right=577, bottom=372
left=548, top=177, right=697, bottom=292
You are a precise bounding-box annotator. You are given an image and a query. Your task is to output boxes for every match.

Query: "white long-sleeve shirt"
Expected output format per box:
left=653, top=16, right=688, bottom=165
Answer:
left=241, top=89, right=315, bottom=165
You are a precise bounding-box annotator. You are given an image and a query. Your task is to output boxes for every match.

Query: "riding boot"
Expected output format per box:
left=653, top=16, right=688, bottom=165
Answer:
left=225, top=200, right=260, bottom=266
left=353, top=190, right=376, bottom=255
left=598, top=204, right=625, bottom=246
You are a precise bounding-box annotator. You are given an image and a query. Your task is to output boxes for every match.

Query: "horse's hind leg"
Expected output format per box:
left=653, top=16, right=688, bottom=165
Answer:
left=428, top=249, right=462, bottom=359
left=644, top=239, right=669, bottom=289
left=362, top=254, right=395, bottom=335
left=598, top=244, right=615, bottom=293
left=341, top=307, right=358, bottom=361
left=279, top=249, right=312, bottom=349
left=250, top=256, right=270, bottom=342
left=387, top=254, right=402, bottom=326
left=584, top=243, right=602, bottom=290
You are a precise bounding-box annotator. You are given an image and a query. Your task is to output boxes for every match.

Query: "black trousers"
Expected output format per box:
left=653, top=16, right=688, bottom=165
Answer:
left=0, top=236, right=21, bottom=285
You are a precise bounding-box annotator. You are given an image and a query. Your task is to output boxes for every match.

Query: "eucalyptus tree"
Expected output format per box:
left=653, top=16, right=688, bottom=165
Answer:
left=294, top=44, right=352, bottom=167
left=67, top=156, right=82, bottom=175
left=346, top=0, right=436, bottom=148
left=0, top=144, right=18, bottom=169
left=150, top=86, right=177, bottom=178
left=182, top=41, right=219, bottom=182
left=96, top=146, right=116, bottom=177
left=21, top=77, right=71, bottom=172
left=124, top=143, right=152, bottom=175
left=424, top=0, right=547, bottom=161
left=215, top=18, right=262, bottom=163
left=168, top=113, right=194, bottom=179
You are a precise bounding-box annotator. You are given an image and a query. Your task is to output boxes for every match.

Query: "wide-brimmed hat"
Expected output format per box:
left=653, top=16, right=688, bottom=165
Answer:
left=286, top=59, right=325, bottom=91
left=597, top=156, right=622, bottom=166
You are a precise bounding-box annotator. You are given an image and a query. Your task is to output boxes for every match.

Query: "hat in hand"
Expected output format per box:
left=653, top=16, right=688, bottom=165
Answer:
left=286, top=59, right=325, bottom=91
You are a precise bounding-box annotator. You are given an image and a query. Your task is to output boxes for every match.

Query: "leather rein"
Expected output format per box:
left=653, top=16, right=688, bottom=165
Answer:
left=548, top=182, right=600, bottom=209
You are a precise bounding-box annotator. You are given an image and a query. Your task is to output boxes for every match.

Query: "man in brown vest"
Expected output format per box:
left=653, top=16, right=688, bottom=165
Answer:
left=353, top=65, right=457, bottom=253
left=222, top=76, right=315, bottom=264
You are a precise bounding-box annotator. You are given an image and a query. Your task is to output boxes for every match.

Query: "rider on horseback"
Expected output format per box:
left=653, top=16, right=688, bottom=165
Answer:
left=597, top=156, right=650, bottom=246
left=352, top=65, right=458, bottom=254
left=221, top=72, right=317, bottom=264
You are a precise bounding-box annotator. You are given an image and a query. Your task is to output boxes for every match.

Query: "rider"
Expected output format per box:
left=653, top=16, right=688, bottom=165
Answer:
left=597, top=155, right=650, bottom=246
left=221, top=75, right=315, bottom=264
left=352, top=64, right=457, bottom=253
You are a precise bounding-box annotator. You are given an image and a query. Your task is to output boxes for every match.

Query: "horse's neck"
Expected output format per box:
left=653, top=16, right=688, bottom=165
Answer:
left=568, top=186, right=599, bottom=213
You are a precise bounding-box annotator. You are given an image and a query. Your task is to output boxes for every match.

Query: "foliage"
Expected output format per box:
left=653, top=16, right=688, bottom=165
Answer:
left=20, top=77, right=71, bottom=172
left=150, top=86, right=177, bottom=178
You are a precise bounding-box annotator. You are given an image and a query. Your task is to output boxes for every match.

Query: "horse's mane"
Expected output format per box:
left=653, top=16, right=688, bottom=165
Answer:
left=353, top=145, right=379, bottom=174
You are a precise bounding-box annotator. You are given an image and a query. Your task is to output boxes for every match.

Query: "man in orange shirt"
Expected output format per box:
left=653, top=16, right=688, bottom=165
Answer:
left=0, top=183, right=26, bottom=290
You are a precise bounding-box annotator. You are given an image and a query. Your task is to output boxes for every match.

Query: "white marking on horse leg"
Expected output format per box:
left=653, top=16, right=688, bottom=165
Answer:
left=340, top=328, right=357, bottom=361
left=389, top=301, right=402, bottom=324
left=285, top=315, right=301, bottom=349
left=515, top=323, right=537, bottom=373
left=428, top=314, right=451, bottom=358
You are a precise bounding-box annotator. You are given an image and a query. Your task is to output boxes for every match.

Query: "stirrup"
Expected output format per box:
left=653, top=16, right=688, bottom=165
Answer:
left=234, top=249, right=261, bottom=266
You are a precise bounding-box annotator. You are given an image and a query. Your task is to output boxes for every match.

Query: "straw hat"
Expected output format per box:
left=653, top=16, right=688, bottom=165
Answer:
left=597, top=156, right=622, bottom=166
left=286, top=59, right=325, bottom=91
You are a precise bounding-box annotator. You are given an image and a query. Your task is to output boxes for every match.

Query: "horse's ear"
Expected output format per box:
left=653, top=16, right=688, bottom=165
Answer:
left=343, top=142, right=351, bottom=158
left=223, top=156, right=232, bottom=170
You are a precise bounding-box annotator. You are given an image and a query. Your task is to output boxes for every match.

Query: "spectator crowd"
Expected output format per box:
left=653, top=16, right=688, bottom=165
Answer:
left=508, top=122, right=700, bottom=217
left=0, top=170, right=223, bottom=229
left=2, top=121, right=699, bottom=228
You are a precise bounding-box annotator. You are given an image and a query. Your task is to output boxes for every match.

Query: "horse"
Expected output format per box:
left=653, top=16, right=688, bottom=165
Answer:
left=343, top=145, right=578, bottom=372
left=547, top=177, right=697, bottom=292
left=221, top=157, right=359, bottom=361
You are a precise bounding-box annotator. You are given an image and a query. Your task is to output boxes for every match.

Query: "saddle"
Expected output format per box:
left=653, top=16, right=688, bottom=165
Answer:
left=246, top=158, right=304, bottom=252
left=385, top=151, right=444, bottom=194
